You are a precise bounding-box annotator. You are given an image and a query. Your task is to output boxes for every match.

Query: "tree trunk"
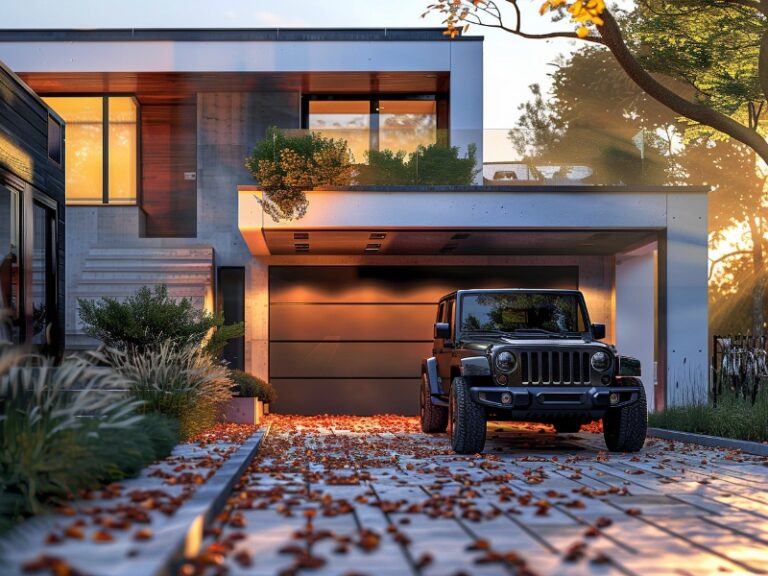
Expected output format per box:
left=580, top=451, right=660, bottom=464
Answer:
left=748, top=216, right=766, bottom=335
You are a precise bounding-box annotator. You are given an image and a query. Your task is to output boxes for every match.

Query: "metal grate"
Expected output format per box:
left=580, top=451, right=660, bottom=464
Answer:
left=519, top=350, right=592, bottom=385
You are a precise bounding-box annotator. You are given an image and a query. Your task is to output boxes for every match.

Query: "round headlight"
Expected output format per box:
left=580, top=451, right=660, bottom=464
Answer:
left=495, top=351, right=517, bottom=373
left=591, top=351, right=611, bottom=372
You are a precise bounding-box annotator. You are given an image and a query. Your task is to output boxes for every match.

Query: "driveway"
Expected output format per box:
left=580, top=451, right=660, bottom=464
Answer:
left=190, top=415, right=768, bottom=576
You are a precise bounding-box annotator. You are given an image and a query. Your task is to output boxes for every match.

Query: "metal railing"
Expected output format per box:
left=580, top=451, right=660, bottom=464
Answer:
left=712, top=334, right=768, bottom=405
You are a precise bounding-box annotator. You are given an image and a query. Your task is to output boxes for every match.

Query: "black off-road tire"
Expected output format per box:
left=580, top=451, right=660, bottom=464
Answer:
left=448, top=377, right=487, bottom=454
left=603, top=385, right=648, bottom=452
left=420, top=373, right=448, bottom=433
left=554, top=421, right=582, bottom=434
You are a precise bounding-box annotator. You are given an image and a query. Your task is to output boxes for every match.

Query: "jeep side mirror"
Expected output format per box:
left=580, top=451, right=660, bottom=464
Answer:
left=434, top=322, right=451, bottom=339
left=591, top=323, right=606, bottom=340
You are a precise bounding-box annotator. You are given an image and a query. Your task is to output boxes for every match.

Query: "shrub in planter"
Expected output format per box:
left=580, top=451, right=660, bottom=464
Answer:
left=78, top=284, right=244, bottom=357
left=355, top=143, right=479, bottom=186
left=102, top=342, right=234, bottom=439
left=0, top=349, right=155, bottom=530
left=245, top=126, right=353, bottom=222
left=229, top=369, right=277, bottom=404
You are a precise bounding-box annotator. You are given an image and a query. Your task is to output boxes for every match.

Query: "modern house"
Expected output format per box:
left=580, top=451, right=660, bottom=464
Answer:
left=0, top=28, right=708, bottom=414
left=0, top=61, right=65, bottom=355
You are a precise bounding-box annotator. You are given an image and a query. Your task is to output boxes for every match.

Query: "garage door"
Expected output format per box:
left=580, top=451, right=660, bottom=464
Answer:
left=269, top=266, right=579, bottom=415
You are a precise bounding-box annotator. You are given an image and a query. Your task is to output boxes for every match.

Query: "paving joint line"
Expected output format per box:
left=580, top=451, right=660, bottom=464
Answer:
left=112, top=423, right=272, bottom=576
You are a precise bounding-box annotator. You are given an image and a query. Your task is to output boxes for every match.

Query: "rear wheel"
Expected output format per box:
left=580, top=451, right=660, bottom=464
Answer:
left=420, top=374, right=448, bottom=433
left=554, top=421, right=582, bottom=434
left=603, top=385, right=648, bottom=452
left=448, top=377, right=487, bottom=454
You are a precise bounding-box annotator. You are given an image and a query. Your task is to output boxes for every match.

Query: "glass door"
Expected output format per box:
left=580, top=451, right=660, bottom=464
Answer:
left=0, top=184, right=20, bottom=343
left=31, top=201, right=57, bottom=352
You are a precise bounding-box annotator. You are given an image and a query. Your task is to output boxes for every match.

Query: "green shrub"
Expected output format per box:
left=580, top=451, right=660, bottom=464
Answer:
left=245, top=126, right=353, bottom=221
left=102, top=342, right=234, bottom=439
left=78, top=284, right=244, bottom=356
left=0, top=350, right=163, bottom=530
left=356, top=143, right=479, bottom=186
left=229, top=369, right=277, bottom=404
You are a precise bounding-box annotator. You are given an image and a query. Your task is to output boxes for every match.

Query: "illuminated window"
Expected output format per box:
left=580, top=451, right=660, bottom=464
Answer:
left=305, top=96, right=441, bottom=163
left=43, top=96, right=137, bottom=205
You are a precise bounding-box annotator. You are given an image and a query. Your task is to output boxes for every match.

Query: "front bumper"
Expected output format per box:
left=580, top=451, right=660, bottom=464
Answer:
left=469, top=385, right=640, bottom=420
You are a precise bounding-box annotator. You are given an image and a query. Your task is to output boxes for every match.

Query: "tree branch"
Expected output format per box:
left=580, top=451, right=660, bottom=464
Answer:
left=598, top=8, right=768, bottom=165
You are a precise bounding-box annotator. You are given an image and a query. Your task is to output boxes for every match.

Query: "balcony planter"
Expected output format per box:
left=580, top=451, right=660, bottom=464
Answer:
left=223, top=397, right=264, bottom=425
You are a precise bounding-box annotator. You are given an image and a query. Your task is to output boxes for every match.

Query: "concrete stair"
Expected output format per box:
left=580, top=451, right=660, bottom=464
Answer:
left=68, top=245, right=215, bottom=347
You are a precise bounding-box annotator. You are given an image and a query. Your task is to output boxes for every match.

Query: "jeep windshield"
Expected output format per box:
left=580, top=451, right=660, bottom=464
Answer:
left=459, top=292, right=588, bottom=337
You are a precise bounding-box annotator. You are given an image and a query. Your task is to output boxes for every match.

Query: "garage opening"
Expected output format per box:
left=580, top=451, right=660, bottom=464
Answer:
left=269, top=265, right=578, bottom=415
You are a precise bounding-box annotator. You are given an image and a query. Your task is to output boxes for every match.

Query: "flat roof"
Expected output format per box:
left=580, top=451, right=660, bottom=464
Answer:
left=0, top=28, right=482, bottom=42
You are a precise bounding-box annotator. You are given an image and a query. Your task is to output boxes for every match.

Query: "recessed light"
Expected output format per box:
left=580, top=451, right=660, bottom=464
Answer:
left=295, top=243, right=310, bottom=252
left=440, top=243, right=458, bottom=252
left=451, top=233, right=470, bottom=240
left=294, top=232, right=309, bottom=240
left=369, top=233, right=387, bottom=240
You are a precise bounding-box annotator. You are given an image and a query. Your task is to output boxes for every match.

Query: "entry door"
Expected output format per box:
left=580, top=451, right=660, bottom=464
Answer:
left=31, top=201, right=57, bottom=353
left=268, top=266, right=578, bottom=415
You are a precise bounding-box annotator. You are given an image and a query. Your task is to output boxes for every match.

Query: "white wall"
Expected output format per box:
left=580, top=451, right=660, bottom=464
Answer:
left=615, top=243, right=657, bottom=411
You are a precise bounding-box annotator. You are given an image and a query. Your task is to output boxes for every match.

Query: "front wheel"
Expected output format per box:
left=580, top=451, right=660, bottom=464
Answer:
left=420, top=373, right=448, bottom=433
left=448, top=377, right=487, bottom=454
left=603, top=385, right=648, bottom=452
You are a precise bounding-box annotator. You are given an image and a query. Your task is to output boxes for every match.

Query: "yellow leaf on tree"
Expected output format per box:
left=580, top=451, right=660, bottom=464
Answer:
left=576, top=26, right=590, bottom=38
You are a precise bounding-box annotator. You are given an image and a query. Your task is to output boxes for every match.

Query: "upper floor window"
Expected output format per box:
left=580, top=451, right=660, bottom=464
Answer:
left=303, top=96, right=441, bottom=164
left=42, top=96, right=138, bottom=205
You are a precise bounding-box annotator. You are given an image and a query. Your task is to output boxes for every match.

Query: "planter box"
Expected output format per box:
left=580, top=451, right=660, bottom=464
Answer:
left=223, top=397, right=263, bottom=425
left=263, top=403, right=270, bottom=415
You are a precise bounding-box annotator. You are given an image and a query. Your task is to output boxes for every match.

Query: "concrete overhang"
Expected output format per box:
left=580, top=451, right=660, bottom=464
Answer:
left=238, top=185, right=708, bottom=258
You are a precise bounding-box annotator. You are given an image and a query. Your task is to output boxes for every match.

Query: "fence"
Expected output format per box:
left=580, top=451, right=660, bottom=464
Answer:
left=712, top=334, right=768, bottom=405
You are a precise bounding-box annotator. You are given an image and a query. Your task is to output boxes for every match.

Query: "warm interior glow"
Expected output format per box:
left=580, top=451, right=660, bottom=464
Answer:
left=308, top=100, right=370, bottom=164
left=43, top=96, right=103, bottom=203
left=379, top=100, right=437, bottom=154
left=43, top=96, right=137, bottom=205
left=108, top=97, right=137, bottom=204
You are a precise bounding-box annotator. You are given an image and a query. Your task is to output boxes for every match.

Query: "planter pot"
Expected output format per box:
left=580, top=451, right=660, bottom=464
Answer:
left=263, top=403, right=270, bottom=415
left=223, top=397, right=263, bottom=425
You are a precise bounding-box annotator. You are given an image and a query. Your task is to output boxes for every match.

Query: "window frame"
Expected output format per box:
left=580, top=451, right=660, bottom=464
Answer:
left=41, top=94, right=141, bottom=206
left=301, top=93, right=449, bottom=157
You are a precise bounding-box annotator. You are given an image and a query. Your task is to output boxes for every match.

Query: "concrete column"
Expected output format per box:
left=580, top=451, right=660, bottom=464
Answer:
left=449, top=42, right=483, bottom=183
left=245, top=257, right=270, bottom=381
left=660, top=193, right=709, bottom=407
left=615, top=242, right=657, bottom=411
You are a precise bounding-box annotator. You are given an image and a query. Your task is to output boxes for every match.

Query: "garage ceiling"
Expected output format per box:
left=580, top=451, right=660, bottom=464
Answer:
left=263, top=229, right=659, bottom=256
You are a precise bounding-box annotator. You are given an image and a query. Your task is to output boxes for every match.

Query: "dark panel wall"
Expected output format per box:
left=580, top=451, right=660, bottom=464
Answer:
left=0, top=63, right=65, bottom=355
left=269, top=266, right=579, bottom=415
left=141, top=104, right=197, bottom=237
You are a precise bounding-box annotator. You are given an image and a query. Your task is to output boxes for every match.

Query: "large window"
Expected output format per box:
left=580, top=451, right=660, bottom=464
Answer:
left=43, top=96, right=138, bottom=205
left=304, top=96, right=441, bottom=163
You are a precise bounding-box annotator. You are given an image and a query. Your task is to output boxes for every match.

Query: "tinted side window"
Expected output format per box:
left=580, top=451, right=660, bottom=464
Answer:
left=437, top=302, right=445, bottom=323
left=445, top=299, right=455, bottom=335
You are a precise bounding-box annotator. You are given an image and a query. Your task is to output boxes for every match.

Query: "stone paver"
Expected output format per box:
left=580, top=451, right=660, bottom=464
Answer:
left=188, top=416, right=768, bottom=576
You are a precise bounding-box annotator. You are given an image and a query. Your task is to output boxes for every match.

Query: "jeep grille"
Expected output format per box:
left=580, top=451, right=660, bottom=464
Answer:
left=520, top=350, right=592, bottom=385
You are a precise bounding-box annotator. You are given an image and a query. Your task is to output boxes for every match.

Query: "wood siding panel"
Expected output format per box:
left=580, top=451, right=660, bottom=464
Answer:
left=141, top=104, right=196, bottom=238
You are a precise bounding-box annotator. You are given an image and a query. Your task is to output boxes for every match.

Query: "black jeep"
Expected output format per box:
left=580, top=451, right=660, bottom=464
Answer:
left=420, top=289, right=647, bottom=454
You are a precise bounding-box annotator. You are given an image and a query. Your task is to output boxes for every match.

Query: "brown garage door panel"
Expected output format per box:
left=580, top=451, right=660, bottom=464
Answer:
left=270, top=342, right=431, bottom=379
left=270, top=304, right=436, bottom=341
left=269, top=266, right=578, bottom=304
left=272, top=378, right=419, bottom=415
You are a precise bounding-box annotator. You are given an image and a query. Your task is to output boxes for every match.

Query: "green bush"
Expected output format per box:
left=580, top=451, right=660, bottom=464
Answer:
left=649, top=387, right=768, bottom=442
left=356, top=143, right=479, bottom=186
left=0, top=350, right=179, bottom=531
left=77, top=284, right=244, bottom=356
left=102, top=342, right=234, bottom=439
left=245, top=126, right=353, bottom=221
left=229, top=369, right=277, bottom=404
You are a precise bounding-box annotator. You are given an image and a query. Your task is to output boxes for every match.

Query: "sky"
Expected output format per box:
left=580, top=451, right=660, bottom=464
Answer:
left=2, top=0, right=590, bottom=146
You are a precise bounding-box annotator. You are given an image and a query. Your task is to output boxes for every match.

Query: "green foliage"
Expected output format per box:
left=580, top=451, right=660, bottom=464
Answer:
left=245, top=126, right=353, bottom=221
left=229, top=369, right=277, bottom=404
left=649, top=387, right=768, bottom=443
left=356, top=143, right=479, bottom=186
left=78, top=284, right=243, bottom=358
left=103, top=342, right=234, bottom=439
left=0, top=349, right=178, bottom=531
